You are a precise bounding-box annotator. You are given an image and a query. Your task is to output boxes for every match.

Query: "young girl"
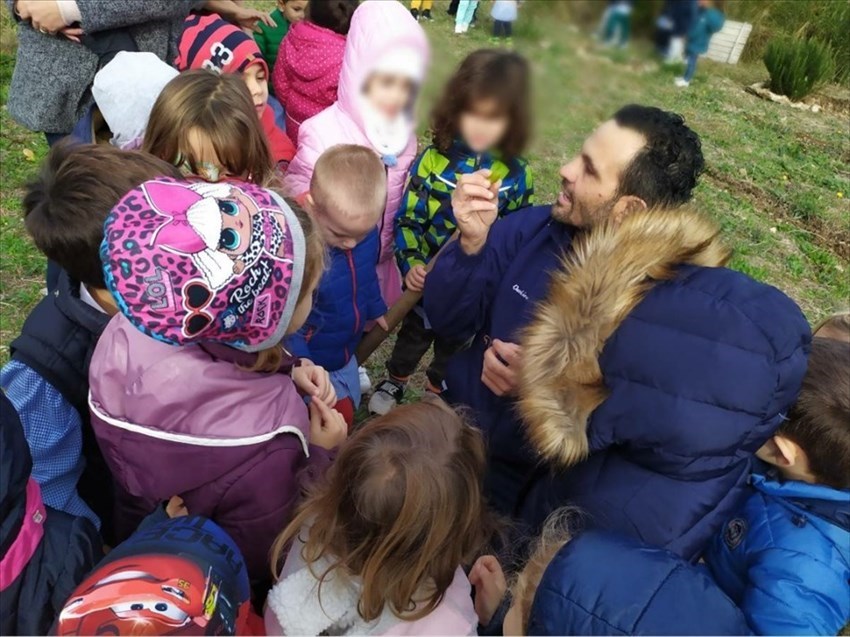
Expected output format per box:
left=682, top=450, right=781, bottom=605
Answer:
left=176, top=13, right=296, bottom=166
left=369, top=49, right=533, bottom=415
left=144, top=71, right=276, bottom=186
left=88, top=178, right=346, bottom=585
left=273, top=0, right=360, bottom=143
left=265, top=400, right=491, bottom=635
left=283, top=0, right=429, bottom=310
left=490, top=0, right=520, bottom=45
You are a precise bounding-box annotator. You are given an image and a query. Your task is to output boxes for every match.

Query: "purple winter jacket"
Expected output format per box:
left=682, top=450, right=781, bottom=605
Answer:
left=88, top=315, right=332, bottom=582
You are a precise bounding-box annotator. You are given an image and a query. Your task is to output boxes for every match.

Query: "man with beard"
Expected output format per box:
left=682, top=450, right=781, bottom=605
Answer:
left=424, top=104, right=810, bottom=559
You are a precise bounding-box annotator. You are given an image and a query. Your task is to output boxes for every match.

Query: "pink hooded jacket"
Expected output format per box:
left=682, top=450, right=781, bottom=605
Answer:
left=272, top=20, right=347, bottom=144
left=88, top=315, right=332, bottom=582
left=282, top=1, right=429, bottom=307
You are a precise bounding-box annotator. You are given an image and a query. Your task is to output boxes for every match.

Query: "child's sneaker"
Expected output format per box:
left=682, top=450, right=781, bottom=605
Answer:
left=674, top=77, right=690, bottom=87
left=411, top=8, right=419, bottom=19
left=422, top=9, right=433, bottom=20
left=368, top=378, right=406, bottom=415
left=454, top=23, right=463, bottom=34
left=358, top=366, right=372, bottom=394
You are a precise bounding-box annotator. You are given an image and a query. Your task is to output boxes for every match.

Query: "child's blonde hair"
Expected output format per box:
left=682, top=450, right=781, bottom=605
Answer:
left=511, top=509, right=581, bottom=632
left=310, top=144, right=387, bottom=220
left=143, top=70, right=274, bottom=186
left=270, top=400, right=494, bottom=622
left=813, top=311, right=850, bottom=342
left=247, top=197, right=327, bottom=373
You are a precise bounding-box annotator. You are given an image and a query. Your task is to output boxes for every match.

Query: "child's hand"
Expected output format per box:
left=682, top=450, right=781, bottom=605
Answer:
left=469, top=555, right=508, bottom=626
left=293, top=362, right=337, bottom=407
left=376, top=315, right=390, bottom=332
left=405, top=265, right=428, bottom=293
left=309, top=400, right=348, bottom=450
left=165, top=495, right=189, bottom=518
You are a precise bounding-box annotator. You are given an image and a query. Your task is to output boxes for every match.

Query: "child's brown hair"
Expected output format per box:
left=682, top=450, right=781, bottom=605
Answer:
left=778, top=336, right=850, bottom=489
left=23, top=141, right=181, bottom=289
left=311, top=144, right=387, bottom=220
left=143, top=70, right=274, bottom=186
left=271, top=400, right=493, bottom=622
left=248, top=196, right=327, bottom=373
left=308, top=0, right=359, bottom=35
left=431, top=49, right=532, bottom=157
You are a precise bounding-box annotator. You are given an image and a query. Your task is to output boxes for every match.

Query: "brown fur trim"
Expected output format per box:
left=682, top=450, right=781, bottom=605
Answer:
left=518, top=208, right=730, bottom=467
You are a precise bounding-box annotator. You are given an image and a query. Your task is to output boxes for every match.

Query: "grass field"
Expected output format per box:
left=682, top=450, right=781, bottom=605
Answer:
left=1, top=0, right=848, bottom=375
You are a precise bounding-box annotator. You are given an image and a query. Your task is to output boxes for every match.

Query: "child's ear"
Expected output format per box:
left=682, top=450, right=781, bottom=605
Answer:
left=756, top=435, right=799, bottom=468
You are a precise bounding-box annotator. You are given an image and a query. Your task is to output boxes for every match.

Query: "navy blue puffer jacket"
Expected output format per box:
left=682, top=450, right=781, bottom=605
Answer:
left=528, top=531, right=752, bottom=635
left=287, top=228, right=387, bottom=371
left=517, top=208, right=811, bottom=560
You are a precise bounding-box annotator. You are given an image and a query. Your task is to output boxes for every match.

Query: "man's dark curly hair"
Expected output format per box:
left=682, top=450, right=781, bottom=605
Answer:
left=613, top=104, right=704, bottom=208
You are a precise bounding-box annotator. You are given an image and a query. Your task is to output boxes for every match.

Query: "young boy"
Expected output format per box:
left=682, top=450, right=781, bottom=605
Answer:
left=706, top=335, right=850, bottom=635
left=255, top=0, right=309, bottom=77
left=675, top=0, right=725, bottom=87
left=287, top=145, right=388, bottom=424
left=1, top=142, right=181, bottom=543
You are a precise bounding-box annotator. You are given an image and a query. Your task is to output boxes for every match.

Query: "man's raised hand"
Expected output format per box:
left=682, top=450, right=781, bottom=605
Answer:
left=453, top=170, right=501, bottom=255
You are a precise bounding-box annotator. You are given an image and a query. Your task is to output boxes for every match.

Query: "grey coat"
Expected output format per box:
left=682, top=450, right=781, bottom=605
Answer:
left=7, top=0, right=198, bottom=134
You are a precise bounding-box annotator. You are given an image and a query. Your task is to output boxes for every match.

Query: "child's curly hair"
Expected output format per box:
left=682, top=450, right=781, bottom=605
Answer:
left=431, top=49, right=531, bottom=158
left=271, top=400, right=496, bottom=622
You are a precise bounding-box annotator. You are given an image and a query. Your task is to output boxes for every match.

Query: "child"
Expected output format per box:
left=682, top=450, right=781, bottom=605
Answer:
left=490, top=0, right=519, bottom=44
left=55, top=506, right=258, bottom=636
left=675, top=0, right=724, bottom=87
left=287, top=145, right=389, bottom=423
left=469, top=515, right=750, bottom=636
left=264, top=400, right=490, bottom=635
left=0, top=392, right=100, bottom=636
left=2, top=142, right=182, bottom=544
left=176, top=13, right=296, bottom=166
left=369, top=49, right=533, bottom=415
left=88, top=178, right=345, bottom=585
left=410, top=0, right=433, bottom=21
left=143, top=71, right=276, bottom=186
left=90, top=51, right=178, bottom=149
left=283, top=0, right=429, bottom=311
left=706, top=336, right=850, bottom=635
left=600, top=0, right=634, bottom=48
left=455, top=0, right=479, bottom=34
left=272, top=0, right=359, bottom=143
left=255, top=0, right=309, bottom=77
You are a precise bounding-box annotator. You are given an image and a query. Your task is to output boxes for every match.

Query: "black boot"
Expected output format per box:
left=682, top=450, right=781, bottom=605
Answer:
left=422, top=9, right=433, bottom=20
left=411, top=7, right=419, bottom=19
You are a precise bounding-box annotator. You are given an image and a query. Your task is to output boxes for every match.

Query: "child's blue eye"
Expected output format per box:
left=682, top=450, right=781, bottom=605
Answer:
left=219, top=228, right=240, bottom=251
left=219, top=200, right=239, bottom=216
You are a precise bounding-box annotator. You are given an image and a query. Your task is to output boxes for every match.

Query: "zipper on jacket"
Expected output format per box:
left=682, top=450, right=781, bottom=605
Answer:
left=347, top=250, right=361, bottom=334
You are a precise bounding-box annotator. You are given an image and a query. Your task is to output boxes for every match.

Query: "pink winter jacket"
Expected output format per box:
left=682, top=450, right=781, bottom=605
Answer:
left=272, top=20, right=347, bottom=144
left=282, top=1, right=429, bottom=307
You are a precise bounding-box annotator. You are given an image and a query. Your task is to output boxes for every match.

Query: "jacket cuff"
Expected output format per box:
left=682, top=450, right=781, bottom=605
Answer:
left=57, top=0, right=81, bottom=25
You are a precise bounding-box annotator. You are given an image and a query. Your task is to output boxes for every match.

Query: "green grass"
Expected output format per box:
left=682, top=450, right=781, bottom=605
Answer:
left=1, top=1, right=848, bottom=375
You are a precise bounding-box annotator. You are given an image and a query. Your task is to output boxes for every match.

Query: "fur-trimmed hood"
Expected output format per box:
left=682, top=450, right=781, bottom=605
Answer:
left=519, top=208, right=731, bottom=467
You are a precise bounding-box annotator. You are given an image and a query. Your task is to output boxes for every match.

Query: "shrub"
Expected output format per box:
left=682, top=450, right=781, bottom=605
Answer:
left=764, top=36, right=836, bottom=100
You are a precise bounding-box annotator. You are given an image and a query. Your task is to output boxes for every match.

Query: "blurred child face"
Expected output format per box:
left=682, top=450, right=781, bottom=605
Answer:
left=459, top=98, right=510, bottom=154
left=310, top=197, right=378, bottom=250
left=281, top=0, right=308, bottom=23
left=363, top=73, right=414, bottom=119
left=243, top=63, right=269, bottom=114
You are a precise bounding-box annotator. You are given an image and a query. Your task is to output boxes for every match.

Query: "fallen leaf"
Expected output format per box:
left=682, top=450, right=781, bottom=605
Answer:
left=22, top=148, right=35, bottom=161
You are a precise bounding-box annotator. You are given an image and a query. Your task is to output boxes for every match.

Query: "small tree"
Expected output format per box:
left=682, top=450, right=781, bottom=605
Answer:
left=764, top=36, right=836, bottom=101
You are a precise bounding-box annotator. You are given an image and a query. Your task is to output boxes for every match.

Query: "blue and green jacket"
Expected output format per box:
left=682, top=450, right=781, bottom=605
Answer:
left=394, top=140, right=534, bottom=276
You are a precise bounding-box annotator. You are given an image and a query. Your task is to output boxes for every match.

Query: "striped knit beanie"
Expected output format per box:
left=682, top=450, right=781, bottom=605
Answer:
left=176, top=13, right=269, bottom=76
